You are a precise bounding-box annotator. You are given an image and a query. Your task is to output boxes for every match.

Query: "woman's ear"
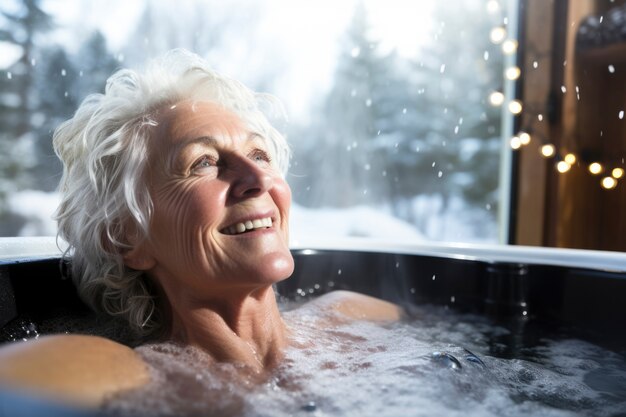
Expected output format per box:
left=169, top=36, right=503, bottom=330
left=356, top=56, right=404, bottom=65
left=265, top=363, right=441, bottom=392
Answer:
left=123, top=244, right=156, bottom=271
left=118, top=225, right=156, bottom=271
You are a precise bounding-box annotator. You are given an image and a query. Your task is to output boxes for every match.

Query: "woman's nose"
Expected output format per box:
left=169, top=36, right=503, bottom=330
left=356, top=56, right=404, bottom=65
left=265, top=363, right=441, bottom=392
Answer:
left=229, top=158, right=273, bottom=199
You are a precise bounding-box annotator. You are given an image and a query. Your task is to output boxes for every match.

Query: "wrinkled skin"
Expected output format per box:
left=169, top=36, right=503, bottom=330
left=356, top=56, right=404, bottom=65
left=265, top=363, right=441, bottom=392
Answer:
left=127, top=100, right=294, bottom=298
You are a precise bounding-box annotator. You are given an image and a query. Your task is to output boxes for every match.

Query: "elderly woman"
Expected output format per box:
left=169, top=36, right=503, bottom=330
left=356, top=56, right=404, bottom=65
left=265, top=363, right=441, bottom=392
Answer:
left=0, top=50, right=401, bottom=409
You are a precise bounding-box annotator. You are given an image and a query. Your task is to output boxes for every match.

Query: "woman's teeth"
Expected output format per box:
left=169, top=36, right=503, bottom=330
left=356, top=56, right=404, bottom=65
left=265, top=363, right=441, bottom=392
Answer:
left=224, top=217, right=273, bottom=235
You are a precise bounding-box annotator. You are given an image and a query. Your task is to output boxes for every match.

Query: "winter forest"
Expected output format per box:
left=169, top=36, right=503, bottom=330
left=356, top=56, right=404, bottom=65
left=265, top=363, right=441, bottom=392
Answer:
left=0, top=0, right=508, bottom=243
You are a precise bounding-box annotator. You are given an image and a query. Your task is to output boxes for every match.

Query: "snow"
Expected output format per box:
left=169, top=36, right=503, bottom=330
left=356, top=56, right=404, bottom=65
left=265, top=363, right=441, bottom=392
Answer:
left=5, top=190, right=497, bottom=245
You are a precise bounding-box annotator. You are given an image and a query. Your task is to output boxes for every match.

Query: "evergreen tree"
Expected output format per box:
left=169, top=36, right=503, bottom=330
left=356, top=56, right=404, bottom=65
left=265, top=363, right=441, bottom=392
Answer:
left=410, top=0, right=503, bottom=211
left=0, top=0, right=53, bottom=228
left=291, top=2, right=413, bottom=208
left=75, top=31, right=120, bottom=101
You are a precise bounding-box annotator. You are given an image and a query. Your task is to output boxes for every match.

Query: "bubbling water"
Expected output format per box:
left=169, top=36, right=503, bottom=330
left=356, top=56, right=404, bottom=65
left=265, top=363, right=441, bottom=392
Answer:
left=103, top=304, right=626, bottom=417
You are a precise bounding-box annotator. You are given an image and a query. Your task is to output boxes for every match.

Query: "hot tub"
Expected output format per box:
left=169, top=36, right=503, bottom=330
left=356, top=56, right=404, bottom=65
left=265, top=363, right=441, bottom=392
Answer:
left=1, top=237, right=626, bottom=415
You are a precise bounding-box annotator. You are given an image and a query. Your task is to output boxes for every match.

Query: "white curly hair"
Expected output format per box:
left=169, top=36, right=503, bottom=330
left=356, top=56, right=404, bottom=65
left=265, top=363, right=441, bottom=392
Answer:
left=53, top=49, right=290, bottom=338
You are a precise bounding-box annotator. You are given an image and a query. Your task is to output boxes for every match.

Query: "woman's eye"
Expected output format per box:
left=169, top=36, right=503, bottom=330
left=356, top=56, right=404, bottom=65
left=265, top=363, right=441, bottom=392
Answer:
left=250, top=149, right=272, bottom=164
left=191, top=155, right=217, bottom=172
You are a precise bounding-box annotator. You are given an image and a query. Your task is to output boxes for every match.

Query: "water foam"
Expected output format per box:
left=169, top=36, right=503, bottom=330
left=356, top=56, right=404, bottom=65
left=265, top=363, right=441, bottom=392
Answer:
left=103, top=304, right=626, bottom=417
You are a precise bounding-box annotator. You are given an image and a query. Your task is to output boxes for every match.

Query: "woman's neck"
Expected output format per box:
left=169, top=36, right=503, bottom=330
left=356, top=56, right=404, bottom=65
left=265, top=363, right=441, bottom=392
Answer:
left=164, top=286, right=287, bottom=372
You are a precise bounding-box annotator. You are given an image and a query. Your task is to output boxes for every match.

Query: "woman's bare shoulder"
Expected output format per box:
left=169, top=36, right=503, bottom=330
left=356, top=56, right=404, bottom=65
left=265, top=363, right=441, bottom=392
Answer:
left=0, top=334, right=149, bottom=408
left=302, top=290, right=403, bottom=322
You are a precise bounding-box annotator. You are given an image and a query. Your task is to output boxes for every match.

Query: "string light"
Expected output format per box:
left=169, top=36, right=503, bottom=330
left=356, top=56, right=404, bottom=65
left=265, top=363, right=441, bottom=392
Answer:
left=502, top=39, right=518, bottom=55
left=541, top=144, right=555, bottom=158
left=486, top=0, right=500, bottom=14
left=488, top=9, right=621, bottom=191
left=564, top=153, right=576, bottom=165
left=518, top=132, right=531, bottom=145
left=589, top=162, right=603, bottom=175
left=490, top=27, right=506, bottom=44
left=601, top=177, right=617, bottom=189
left=556, top=161, right=571, bottom=173
left=489, top=91, right=505, bottom=106
left=505, top=66, right=521, bottom=80
left=508, top=100, right=523, bottom=114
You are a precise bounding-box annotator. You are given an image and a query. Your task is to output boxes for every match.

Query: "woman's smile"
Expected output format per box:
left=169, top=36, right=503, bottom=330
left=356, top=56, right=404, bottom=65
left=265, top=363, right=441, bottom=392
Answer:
left=138, top=100, right=294, bottom=293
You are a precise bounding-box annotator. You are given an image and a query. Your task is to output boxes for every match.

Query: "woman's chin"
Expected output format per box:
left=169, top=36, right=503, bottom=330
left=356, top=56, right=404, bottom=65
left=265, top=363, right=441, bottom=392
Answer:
left=251, top=251, right=295, bottom=284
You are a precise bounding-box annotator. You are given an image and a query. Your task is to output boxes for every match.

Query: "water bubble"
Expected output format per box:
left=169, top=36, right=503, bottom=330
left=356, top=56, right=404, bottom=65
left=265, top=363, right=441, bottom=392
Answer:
left=402, top=108, right=407, bottom=114
left=600, top=15, right=604, bottom=23
left=351, top=47, right=361, bottom=58
left=64, top=91, right=68, bottom=97
left=365, top=98, right=372, bottom=107
left=432, top=274, right=436, bottom=280
left=454, top=126, right=459, bottom=134
left=377, top=130, right=381, bottom=135
left=619, top=110, right=624, bottom=120
left=364, top=164, right=371, bottom=170
left=6, top=72, right=12, bottom=80
left=352, top=141, right=358, bottom=148
left=486, top=203, right=492, bottom=210
left=438, top=171, right=443, bottom=178
left=382, top=170, right=387, bottom=177
left=314, top=284, right=320, bottom=290
left=533, top=61, right=538, bottom=69
left=30, top=58, right=36, bottom=66
left=483, top=51, right=489, bottom=60
left=458, top=117, right=464, bottom=125
left=363, top=189, right=368, bottom=195
left=79, top=70, right=83, bottom=77
left=561, top=85, right=567, bottom=93
left=302, top=401, right=317, bottom=412
left=117, top=53, right=125, bottom=62
left=410, top=288, right=416, bottom=294
left=440, top=64, right=446, bottom=73
left=337, top=269, right=342, bottom=275
left=538, top=114, right=543, bottom=121
left=432, top=162, right=436, bottom=167
left=350, top=89, right=357, bottom=97
left=608, top=65, right=615, bottom=73
left=395, top=261, right=400, bottom=268
left=415, top=147, right=420, bottom=152
left=328, top=281, right=335, bottom=287
left=450, top=296, right=456, bottom=303
left=61, top=69, right=66, bottom=76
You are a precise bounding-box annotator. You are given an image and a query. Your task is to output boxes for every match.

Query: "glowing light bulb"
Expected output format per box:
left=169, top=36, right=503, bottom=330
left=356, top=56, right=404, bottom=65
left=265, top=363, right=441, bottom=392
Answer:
left=508, top=100, right=523, bottom=114
left=556, top=161, right=571, bottom=173
left=502, top=39, right=518, bottom=55
left=490, top=27, right=506, bottom=44
left=589, top=162, right=603, bottom=175
left=612, top=168, right=624, bottom=178
left=486, top=0, right=500, bottom=14
left=489, top=91, right=504, bottom=106
left=510, top=136, right=522, bottom=149
left=505, top=66, right=521, bottom=80
left=519, top=132, right=531, bottom=145
left=601, top=177, right=617, bottom=189
left=541, top=144, right=555, bottom=157
left=564, top=153, right=576, bottom=165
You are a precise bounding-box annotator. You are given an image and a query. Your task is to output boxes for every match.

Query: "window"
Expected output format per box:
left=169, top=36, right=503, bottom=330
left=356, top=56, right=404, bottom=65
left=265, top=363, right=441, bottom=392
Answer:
left=0, top=0, right=512, bottom=244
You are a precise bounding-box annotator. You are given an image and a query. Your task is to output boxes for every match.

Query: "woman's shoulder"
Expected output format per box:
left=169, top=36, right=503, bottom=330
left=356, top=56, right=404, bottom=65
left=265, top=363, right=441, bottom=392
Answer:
left=0, top=334, right=149, bottom=408
left=301, top=290, right=404, bottom=322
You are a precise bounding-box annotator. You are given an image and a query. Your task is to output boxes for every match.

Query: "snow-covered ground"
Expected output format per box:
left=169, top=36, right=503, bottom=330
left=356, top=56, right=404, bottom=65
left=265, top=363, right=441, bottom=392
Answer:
left=5, top=190, right=497, bottom=244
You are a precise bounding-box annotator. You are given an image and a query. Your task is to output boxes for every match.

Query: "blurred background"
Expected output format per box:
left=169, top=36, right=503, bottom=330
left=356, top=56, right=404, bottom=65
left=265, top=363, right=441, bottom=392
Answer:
left=0, top=0, right=624, bottom=251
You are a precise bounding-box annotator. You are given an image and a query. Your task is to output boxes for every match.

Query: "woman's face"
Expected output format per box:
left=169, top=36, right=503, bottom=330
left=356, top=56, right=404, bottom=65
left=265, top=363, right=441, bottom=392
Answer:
left=134, top=100, right=294, bottom=297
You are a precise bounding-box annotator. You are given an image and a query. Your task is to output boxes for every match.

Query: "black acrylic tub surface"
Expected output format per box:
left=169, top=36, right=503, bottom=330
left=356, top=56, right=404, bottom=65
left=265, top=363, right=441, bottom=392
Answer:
left=1, top=238, right=626, bottom=416
left=1, top=238, right=626, bottom=350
